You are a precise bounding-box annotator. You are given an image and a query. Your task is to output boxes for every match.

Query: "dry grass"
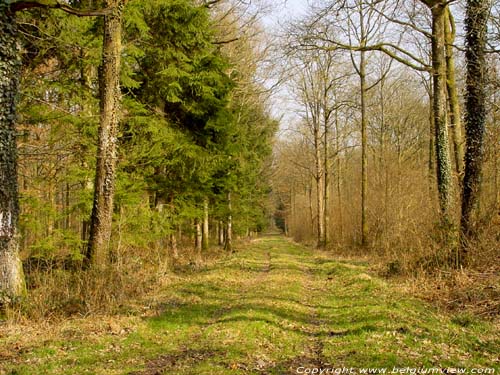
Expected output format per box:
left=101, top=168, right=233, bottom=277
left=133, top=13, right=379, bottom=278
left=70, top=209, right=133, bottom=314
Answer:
left=321, top=209, right=500, bottom=321
left=401, top=226, right=500, bottom=320
left=398, top=229, right=500, bottom=320
left=4, top=240, right=230, bottom=322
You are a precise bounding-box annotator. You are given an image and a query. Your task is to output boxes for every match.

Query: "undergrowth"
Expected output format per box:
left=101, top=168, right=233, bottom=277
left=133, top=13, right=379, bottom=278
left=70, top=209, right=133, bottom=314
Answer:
left=3, top=243, right=227, bottom=322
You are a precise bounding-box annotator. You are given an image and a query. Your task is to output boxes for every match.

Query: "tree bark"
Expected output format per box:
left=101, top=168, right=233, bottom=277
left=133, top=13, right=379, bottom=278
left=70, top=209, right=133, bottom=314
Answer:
left=323, top=103, right=330, bottom=247
left=444, top=7, right=465, bottom=180
left=360, top=48, right=369, bottom=246
left=431, top=4, right=454, bottom=225
left=428, top=87, right=436, bottom=199
left=218, top=220, right=224, bottom=246
left=169, top=232, right=178, bottom=259
left=86, top=0, right=123, bottom=267
left=308, top=184, right=314, bottom=236
left=314, top=114, right=325, bottom=248
left=460, top=0, right=489, bottom=261
left=0, top=7, right=26, bottom=302
left=194, top=218, right=202, bottom=257
left=335, top=114, right=344, bottom=241
left=202, top=198, right=209, bottom=250
left=289, top=185, right=295, bottom=237
left=224, top=192, right=233, bottom=252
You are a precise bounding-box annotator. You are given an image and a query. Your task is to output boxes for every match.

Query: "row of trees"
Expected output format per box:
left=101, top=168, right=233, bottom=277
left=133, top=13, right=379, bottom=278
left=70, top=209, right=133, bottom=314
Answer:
left=1, top=0, right=277, bottom=302
left=273, top=0, right=495, bottom=268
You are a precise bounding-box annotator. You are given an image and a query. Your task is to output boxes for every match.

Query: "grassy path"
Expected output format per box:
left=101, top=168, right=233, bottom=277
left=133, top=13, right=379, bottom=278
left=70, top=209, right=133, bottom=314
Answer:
left=1, top=236, right=499, bottom=374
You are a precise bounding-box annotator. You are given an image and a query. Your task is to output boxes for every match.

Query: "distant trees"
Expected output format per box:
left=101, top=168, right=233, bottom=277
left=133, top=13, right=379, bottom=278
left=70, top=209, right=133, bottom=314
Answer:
left=278, top=0, right=497, bottom=268
left=288, top=50, right=346, bottom=248
left=289, top=0, right=429, bottom=246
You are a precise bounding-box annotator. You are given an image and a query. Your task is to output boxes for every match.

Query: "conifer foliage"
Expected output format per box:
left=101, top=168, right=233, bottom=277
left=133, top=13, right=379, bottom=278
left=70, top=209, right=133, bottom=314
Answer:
left=0, top=0, right=276, bottom=302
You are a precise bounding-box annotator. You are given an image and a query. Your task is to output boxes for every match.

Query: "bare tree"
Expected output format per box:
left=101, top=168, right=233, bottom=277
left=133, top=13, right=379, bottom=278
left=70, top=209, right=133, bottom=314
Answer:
left=290, top=49, right=345, bottom=248
left=292, top=0, right=393, bottom=245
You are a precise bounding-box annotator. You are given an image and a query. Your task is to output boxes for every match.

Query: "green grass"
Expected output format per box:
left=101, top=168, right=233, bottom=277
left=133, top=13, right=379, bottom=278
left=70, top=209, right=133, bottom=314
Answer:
left=2, top=236, right=499, bottom=374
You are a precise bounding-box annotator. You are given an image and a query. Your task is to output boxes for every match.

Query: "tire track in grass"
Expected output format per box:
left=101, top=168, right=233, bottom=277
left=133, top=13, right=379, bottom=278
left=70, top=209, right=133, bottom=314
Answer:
left=5, top=236, right=498, bottom=374
left=131, top=243, right=275, bottom=374
left=277, top=252, right=340, bottom=374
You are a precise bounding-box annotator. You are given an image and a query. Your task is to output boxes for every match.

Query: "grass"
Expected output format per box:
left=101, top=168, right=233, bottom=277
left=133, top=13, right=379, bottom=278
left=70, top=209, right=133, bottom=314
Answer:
left=1, top=236, right=499, bottom=374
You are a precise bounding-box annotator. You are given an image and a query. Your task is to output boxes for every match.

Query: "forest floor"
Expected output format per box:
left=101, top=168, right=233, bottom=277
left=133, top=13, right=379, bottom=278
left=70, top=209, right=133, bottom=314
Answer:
left=1, top=236, right=499, bottom=374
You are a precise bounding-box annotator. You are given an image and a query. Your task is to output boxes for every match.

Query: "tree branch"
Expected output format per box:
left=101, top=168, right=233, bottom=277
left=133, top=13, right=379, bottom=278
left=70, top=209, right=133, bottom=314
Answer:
left=10, top=0, right=112, bottom=16
left=301, top=38, right=431, bottom=72
left=214, top=37, right=240, bottom=45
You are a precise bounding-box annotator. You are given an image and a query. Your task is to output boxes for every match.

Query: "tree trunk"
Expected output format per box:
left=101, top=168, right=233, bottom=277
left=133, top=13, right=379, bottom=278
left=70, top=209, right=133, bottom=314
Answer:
left=460, top=0, right=489, bottom=262
left=444, top=7, right=465, bottom=180
left=86, top=0, right=123, bottom=267
left=289, top=185, right=295, bottom=237
left=65, top=182, right=71, bottom=230
left=194, top=218, right=202, bottom=257
left=335, top=114, right=343, bottom=241
left=218, top=220, right=224, bottom=246
left=0, top=8, right=26, bottom=302
left=314, top=117, right=325, bottom=248
left=202, top=198, right=209, bottom=250
left=224, top=192, right=233, bottom=252
left=169, top=231, right=178, bottom=259
left=360, top=48, right=369, bottom=246
left=378, top=76, right=389, bottom=231
left=431, top=4, right=454, bottom=225
left=323, top=112, right=330, bottom=247
left=308, top=185, right=314, bottom=236
left=428, top=87, right=436, bottom=199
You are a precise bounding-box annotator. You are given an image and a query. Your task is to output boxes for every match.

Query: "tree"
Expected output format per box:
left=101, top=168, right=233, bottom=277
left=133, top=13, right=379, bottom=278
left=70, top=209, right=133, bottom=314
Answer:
left=460, top=0, right=491, bottom=263
left=123, top=0, right=245, bottom=256
left=289, top=49, right=344, bottom=248
left=202, top=197, right=209, bottom=250
left=420, top=0, right=454, bottom=227
left=0, top=0, right=108, bottom=301
left=86, top=0, right=124, bottom=267
left=293, top=0, right=391, bottom=246
left=444, top=7, right=465, bottom=180
left=0, top=4, right=26, bottom=301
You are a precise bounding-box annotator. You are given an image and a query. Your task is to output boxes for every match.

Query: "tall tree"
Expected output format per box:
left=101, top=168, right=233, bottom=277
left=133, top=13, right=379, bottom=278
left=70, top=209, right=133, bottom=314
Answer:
left=290, top=0, right=395, bottom=246
left=415, top=0, right=454, bottom=226
left=444, top=7, right=465, bottom=180
left=0, top=0, right=108, bottom=300
left=86, top=0, right=124, bottom=267
left=0, top=4, right=26, bottom=301
left=460, top=0, right=490, bottom=262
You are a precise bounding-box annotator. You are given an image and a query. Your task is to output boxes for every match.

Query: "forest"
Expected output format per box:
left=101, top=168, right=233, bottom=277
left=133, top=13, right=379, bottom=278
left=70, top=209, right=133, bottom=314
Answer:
left=0, top=0, right=499, bottom=373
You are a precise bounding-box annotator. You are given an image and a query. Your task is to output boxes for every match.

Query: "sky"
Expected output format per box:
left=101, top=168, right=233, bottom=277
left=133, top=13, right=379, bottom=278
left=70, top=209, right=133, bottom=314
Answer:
left=262, top=0, right=308, bottom=28
left=259, top=0, right=309, bottom=135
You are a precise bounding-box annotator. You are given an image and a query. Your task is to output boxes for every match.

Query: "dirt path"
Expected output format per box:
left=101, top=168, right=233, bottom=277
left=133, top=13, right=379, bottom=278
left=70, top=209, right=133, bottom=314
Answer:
left=1, top=236, right=499, bottom=374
